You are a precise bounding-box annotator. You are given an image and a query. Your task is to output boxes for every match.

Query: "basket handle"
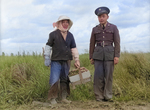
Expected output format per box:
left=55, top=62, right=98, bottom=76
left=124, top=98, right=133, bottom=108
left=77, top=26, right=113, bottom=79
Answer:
left=78, top=68, right=84, bottom=84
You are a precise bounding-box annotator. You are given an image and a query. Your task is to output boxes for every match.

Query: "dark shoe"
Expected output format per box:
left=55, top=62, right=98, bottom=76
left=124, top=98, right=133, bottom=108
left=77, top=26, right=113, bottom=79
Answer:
left=104, top=98, right=113, bottom=102
left=96, top=99, right=103, bottom=102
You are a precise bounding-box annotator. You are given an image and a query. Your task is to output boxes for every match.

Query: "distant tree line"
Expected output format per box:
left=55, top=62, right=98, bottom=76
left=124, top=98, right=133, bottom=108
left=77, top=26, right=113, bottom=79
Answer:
left=1, top=51, right=42, bottom=56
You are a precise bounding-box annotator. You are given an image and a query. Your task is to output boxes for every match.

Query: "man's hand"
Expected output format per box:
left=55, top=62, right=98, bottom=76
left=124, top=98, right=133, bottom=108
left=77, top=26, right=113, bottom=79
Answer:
left=114, top=57, right=119, bottom=65
left=90, top=59, right=94, bottom=65
left=74, top=60, right=80, bottom=68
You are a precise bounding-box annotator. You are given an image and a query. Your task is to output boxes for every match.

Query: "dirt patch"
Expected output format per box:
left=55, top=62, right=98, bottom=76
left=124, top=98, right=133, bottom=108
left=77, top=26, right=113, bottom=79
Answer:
left=13, top=100, right=150, bottom=110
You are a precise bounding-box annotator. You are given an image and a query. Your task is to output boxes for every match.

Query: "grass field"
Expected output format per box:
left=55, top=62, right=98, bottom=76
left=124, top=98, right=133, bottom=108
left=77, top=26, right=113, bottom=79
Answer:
left=0, top=52, right=150, bottom=109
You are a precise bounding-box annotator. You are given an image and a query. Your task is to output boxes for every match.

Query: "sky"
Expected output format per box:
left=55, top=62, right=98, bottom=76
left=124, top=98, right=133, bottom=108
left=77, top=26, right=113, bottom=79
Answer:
left=0, top=0, right=150, bottom=55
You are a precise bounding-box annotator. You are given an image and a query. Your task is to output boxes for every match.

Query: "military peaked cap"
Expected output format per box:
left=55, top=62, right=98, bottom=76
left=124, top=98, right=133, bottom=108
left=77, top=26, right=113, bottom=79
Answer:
left=95, top=7, right=110, bottom=16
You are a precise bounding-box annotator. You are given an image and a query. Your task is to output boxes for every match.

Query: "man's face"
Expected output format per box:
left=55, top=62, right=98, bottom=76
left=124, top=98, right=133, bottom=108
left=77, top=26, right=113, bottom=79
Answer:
left=61, top=20, right=69, bottom=29
left=98, top=14, right=109, bottom=24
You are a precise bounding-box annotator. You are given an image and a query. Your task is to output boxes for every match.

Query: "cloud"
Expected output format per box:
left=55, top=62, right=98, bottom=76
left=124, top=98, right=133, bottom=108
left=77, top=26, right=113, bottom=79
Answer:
left=0, top=0, right=150, bottom=55
left=120, top=23, right=150, bottom=52
left=109, top=1, right=150, bottom=28
left=1, top=38, right=45, bottom=55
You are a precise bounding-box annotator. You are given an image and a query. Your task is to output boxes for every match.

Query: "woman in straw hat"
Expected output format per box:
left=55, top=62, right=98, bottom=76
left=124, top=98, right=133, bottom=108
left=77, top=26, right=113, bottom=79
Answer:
left=44, top=15, right=80, bottom=104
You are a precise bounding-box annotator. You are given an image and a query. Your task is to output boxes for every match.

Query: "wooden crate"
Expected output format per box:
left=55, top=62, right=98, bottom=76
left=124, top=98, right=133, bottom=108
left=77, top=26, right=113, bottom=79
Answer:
left=69, top=67, right=91, bottom=89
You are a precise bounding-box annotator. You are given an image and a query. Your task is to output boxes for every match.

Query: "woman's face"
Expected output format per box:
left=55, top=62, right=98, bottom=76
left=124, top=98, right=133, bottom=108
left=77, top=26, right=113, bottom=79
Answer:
left=61, top=20, right=69, bottom=29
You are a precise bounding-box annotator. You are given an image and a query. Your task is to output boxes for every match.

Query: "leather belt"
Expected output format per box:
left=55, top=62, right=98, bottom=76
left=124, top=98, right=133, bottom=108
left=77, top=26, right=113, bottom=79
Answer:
left=97, top=41, right=113, bottom=47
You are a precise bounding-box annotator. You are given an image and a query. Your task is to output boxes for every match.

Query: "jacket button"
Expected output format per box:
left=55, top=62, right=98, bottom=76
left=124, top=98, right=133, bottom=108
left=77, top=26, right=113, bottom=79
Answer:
left=103, top=32, right=104, bottom=33
left=103, top=36, right=105, bottom=38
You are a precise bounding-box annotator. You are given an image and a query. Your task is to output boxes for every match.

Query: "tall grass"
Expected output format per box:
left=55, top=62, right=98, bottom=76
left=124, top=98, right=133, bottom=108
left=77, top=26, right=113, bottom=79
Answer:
left=0, top=52, right=150, bottom=109
left=0, top=55, right=50, bottom=109
left=113, top=52, right=150, bottom=101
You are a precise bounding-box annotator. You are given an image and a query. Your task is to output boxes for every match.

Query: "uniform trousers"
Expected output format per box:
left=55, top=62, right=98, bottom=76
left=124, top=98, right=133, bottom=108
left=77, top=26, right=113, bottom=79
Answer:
left=94, top=60, right=114, bottom=100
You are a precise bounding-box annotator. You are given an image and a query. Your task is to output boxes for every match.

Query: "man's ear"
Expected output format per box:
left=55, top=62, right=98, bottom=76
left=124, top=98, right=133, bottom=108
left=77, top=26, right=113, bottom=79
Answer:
left=107, top=15, right=109, bottom=19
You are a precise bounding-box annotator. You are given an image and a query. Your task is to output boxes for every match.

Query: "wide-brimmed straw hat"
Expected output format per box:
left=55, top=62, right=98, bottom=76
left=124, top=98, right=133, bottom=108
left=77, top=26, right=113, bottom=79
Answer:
left=55, top=15, right=73, bottom=30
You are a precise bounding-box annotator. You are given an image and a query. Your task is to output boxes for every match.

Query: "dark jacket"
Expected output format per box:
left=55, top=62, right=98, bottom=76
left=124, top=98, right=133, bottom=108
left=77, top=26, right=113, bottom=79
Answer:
left=46, top=29, right=76, bottom=61
left=89, top=22, right=120, bottom=60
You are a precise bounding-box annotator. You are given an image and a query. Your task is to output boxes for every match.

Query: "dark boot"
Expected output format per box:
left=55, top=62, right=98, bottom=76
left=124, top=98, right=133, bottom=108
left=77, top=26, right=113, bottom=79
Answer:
left=50, top=98, right=57, bottom=105
left=60, top=79, right=71, bottom=104
left=47, top=81, right=59, bottom=104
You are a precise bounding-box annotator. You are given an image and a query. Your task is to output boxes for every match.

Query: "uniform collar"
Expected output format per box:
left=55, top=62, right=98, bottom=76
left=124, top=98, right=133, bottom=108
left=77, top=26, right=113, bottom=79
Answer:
left=100, top=22, right=107, bottom=28
left=107, top=22, right=110, bottom=27
left=98, top=22, right=110, bottom=30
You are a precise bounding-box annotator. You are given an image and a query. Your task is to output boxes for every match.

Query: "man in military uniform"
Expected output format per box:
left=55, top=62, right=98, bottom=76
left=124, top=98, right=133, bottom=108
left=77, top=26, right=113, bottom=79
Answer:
left=89, top=7, right=120, bottom=101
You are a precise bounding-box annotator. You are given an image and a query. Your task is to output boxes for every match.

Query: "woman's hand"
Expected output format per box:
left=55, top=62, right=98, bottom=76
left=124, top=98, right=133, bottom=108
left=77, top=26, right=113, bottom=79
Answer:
left=74, top=60, right=80, bottom=68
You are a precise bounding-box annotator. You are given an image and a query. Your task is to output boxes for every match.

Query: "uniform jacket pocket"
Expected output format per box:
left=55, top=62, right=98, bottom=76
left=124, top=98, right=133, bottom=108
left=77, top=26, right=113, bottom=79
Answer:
left=105, top=30, right=114, bottom=34
left=92, top=46, right=103, bottom=60
left=104, top=46, right=114, bottom=60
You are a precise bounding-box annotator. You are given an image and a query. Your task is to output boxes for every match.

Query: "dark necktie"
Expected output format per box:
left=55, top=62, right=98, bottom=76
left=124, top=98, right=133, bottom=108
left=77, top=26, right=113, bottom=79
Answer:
left=102, top=25, right=105, bottom=29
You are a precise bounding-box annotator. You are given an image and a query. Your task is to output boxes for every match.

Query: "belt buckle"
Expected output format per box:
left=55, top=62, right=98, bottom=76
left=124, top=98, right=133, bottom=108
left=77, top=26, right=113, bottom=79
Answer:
left=101, top=41, right=104, bottom=47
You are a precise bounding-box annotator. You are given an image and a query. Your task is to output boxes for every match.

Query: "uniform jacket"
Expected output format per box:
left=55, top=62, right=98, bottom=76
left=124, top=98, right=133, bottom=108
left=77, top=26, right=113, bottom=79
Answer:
left=89, top=22, right=120, bottom=60
left=46, top=29, right=76, bottom=61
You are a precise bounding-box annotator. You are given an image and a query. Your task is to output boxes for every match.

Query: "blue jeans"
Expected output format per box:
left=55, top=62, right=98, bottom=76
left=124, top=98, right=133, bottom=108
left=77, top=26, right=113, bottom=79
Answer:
left=49, top=61, right=70, bottom=86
